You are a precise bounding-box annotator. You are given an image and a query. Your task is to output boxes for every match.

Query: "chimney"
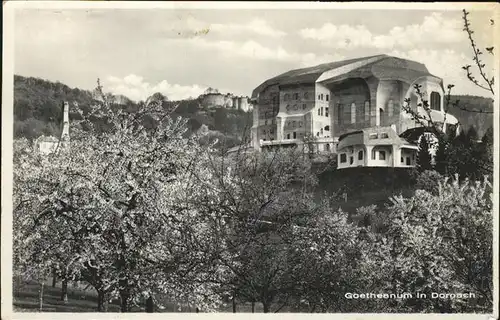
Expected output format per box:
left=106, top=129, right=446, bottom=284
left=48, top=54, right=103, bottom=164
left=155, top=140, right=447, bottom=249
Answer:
left=61, top=101, right=70, bottom=141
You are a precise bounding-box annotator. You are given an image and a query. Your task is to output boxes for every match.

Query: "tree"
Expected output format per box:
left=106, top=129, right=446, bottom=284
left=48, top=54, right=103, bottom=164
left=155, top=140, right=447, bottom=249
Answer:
left=416, top=135, right=432, bottom=172
left=13, top=80, right=229, bottom=312
left=372, top=176, right=493, bottom=312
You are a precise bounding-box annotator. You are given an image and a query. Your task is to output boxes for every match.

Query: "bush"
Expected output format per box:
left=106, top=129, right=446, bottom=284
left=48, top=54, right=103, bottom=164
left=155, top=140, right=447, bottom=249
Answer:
left=415, top=170, right=442, bottom=194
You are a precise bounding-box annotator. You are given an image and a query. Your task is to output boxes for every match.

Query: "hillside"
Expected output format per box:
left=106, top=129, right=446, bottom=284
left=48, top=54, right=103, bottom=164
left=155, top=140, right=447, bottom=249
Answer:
left=13, top=75, right=252, bottom=149
left=448, top=95, right=494, bottom=138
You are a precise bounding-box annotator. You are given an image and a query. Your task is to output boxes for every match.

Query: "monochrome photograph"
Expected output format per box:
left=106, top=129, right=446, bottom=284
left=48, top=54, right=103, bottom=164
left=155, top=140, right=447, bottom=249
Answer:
left=1, top=1, right=498, bottom=318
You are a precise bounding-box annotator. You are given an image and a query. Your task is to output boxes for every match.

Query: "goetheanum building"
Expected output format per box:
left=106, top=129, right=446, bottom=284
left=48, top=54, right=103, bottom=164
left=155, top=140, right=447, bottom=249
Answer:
left=250, top=54, right=460, bottom=168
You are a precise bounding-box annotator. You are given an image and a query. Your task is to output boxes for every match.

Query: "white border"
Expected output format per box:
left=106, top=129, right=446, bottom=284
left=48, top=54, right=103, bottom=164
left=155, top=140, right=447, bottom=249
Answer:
left=2, top=2, right=499, bottom=320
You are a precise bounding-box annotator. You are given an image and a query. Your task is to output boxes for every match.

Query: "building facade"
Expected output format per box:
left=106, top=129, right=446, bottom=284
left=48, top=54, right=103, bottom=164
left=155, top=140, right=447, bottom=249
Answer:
left=250, top=54, right=459, bottom=168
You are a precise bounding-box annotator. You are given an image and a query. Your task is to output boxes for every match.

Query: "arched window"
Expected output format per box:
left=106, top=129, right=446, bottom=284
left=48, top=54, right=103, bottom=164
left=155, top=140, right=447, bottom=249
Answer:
left=351, top=103, right=356, bottom=124
left=430, top=92, right=441, bottom=111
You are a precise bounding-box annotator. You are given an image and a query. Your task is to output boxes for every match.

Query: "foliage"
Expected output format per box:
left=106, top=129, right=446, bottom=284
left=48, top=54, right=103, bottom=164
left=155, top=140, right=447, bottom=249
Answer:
left=416, top=135, right=432, bottom=172
left=415, top=170, right=442, bottom=195
left=372, top=176, right=493, bottom=312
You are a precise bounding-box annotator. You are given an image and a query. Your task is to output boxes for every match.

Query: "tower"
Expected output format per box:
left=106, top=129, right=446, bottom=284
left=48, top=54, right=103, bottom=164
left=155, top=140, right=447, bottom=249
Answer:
left=61, top=101, right=70, bottom=142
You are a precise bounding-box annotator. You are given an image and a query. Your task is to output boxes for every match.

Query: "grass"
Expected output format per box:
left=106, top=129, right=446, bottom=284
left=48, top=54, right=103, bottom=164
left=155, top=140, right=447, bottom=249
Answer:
left=13, top=277, right=274, bottom=313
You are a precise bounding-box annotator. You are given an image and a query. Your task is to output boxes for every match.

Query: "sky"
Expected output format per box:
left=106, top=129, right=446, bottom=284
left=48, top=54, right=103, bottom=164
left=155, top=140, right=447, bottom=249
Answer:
left=14, top=5, right=495, bottom=102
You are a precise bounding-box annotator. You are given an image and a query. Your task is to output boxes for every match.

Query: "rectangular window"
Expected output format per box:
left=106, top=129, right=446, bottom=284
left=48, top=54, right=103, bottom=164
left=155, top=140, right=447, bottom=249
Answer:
left=340, top=153, right=347, bottom=163
left=380, top=132, right=389, bottom=139
left=406, top=157, right=411, bottom=165
left=369, top=133, right=378, bottom=140
left=358, top=150, right=363, bottom=160
left=286, top=133, right=290, bottom=139
left=401, top=157, right=404, bottom=163
left=379, top=150, right=386, bottom=160
left=318, top=95, right=321, bottom=100
left=318, top=108, right=321, bottom=116
left=325, top=108, right=329, bottom=117
left=371, top=150, right=376, bottom=160
left=303, top=104, right=306, bottom=110
left=321, top=94, right=324, bottom=100
left=326, top=94, right=329, bottom=101
left=293, top=132, right=297, bottom=139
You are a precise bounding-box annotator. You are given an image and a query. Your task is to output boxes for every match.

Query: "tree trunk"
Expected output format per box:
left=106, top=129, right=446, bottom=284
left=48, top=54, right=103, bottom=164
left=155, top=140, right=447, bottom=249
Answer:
left=52, top=269, right=57, bottom=287
left=251, top=301, right=255, bottom=313
left=120, top=291, right=130, bottom=312
left=61, top=278, right=68, bottom=303
left=145, top=295, right=154, bottom=313
left=97, top=290, right=106, bottom=312
left=263, top=301, right=271, bottom=313
left=232, top=295, right=237, bottom=313
left=39, top=282, right=44, bottom=312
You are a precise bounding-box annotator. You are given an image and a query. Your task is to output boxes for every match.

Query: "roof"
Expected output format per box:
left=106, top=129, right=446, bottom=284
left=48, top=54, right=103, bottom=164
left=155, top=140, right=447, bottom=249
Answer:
left=251, top=54, right=439, bottom=98
left=337, top=126, right=416, bottom=150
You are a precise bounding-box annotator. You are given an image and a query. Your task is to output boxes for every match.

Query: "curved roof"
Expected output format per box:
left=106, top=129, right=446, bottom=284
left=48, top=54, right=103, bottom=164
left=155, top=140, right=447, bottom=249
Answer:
left=251, top=54, right=440, bottom=98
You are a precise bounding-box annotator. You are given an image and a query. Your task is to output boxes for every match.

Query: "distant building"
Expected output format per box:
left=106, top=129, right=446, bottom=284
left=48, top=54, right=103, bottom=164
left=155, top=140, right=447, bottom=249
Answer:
left=35, top=101, right=70, bottom=155
left=250, top=54, right=460, bottom=168
left=198, top=91, right=253, bottom=112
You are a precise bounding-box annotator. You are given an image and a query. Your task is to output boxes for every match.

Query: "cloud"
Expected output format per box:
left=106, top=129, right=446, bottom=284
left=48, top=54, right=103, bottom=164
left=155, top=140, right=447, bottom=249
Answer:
left=300, top=13, right=463, bottom=49
left=179, top=17, right=286, bottom=38
left=180, top=37, right=344, bottom=66
left=390, top=49, right=494, bottom=97
left=105, top=75, right=208, bottom=101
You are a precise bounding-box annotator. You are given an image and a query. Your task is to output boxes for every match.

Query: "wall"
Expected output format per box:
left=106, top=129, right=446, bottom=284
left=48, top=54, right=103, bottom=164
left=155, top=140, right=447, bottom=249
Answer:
left=329, top=78, right=372, bottom=137
left=314, top=83, right=332, bottom=139
left=366, top=145, right=393, bottom=167
left=399, top=148, right=417, bottom=167
left=337, top=145, right=366, bottom=169
left=253, top=85, right=280, bottom=146
left=376, top=80, right=403, bottom=129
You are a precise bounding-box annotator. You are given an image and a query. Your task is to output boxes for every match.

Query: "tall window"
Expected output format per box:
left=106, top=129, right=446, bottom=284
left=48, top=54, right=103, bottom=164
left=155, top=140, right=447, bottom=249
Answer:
left=325, top=107, right=329, bottom=117
left=371, top=149, right=376, bottom=160
left=286, top=133, right=290, bottom=139
left=358, top=150, right=363, bottom=160
left=340, top=154, right=347, bottom=163
left=293, top=132, right=297, bottom=139
left=351, top=103, right=356, bottom=124
left=302, top=104, right=307, bottom=110
left=326, top=94, right=329, bottom=101
left=379, top=150, right=386, bottom=160
left=430, top=92, right=441, bottom=111
left=318, top=108, right=321, bottom=116
left=338, top=104, right=344, bottom=124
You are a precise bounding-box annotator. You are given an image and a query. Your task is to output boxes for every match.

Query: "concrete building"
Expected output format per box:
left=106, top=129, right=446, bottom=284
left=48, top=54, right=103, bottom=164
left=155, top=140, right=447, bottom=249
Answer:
left=198, top=92, right=253, bottom=112
left=250, top=54, right=459, bottom=168
left=35, top=101, right=70, bottom=155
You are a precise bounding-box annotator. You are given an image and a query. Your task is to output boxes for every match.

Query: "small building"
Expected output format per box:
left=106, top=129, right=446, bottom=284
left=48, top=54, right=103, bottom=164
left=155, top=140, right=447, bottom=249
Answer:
left=336, top=126, right=418, bottom=169
left=35, top=101, right=70, bottom=155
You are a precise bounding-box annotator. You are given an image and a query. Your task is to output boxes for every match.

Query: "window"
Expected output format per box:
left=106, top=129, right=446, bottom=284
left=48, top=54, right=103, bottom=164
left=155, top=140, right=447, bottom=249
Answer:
left=369, top=133, right=378, bottom=140
left=286, top=133, right=290, bottom=139
left=292, top=121, right=296, bottom=128
left=324, top=125, right=330, bottom=131
left=338, top=104, right=344, bottom=124
left=318, top=94, right=321, bottom=100
left=358, top=150, right=363, bottom=160
left=286, top=104, right=291, bottom=111
left=318, top=108, right=321, bottom=116
left=325, top=144, right=331, bottom=151
left=326, top=94, right=329, bottom=101
left=320, top=128, right=324, bottom=135
left=325, top=107, right=329, bottom=117
left=302, top=104, right=307, bottom=110
left=430, top=92, right=441, bottom=111
left=293, top=104, right=298, bottom=111
left=316, top=132, right=320, bottom=137
left=340, top=154, right=347, bottom=163
left=265, top=120, right=268, bottom=125
left=293, top=93, right=299, bottom=100
left=401, top=157, right=404, bottom=163
left=351, top=103, right=356, bottom=123
left=371, top=149, right=376, bottom=160
left=380, top=132, right=389, bottom=139
left=406, top=157, right=411, bottom=165
left=379, top=150, right=386, bottom=160
left=304, top=92, right=309, bottom=99
left=350, top=157, right=354, bottom=165
left=293, top=132, right=297, bottom=139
